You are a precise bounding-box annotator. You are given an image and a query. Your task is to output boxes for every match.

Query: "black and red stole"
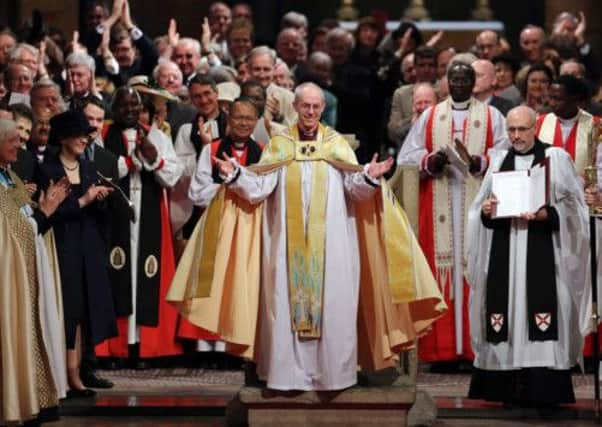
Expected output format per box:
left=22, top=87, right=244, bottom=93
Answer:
left=103, top=123, right=162, bottom=327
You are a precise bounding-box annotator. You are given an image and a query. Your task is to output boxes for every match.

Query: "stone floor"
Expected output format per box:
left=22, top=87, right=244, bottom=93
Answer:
left=53, top=368, right=601, bottom=425
left=93, top=368, right=597, bottom=400
left=52, top=416, right=601, bottom=426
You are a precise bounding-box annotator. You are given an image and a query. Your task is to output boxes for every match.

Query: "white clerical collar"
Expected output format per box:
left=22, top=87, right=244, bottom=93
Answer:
left=558, top=112, right=579, bottom=125
left=451, top=99, right=470, bottom=110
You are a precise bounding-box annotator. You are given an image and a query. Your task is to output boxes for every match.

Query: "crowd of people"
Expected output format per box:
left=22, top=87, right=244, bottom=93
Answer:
left=1, top=1, right=601, bottom=424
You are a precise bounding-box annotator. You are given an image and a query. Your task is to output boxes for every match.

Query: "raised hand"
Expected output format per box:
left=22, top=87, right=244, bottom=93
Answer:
left=70, top=30, right=86, bottom=54
left=37, top=39, right=49, bottom=78
left=121, top=0, right=134, bottom=29
left=66, top=68, right=75, bottom=96
left=104, top=0, right=124, bottom=28
left=397, top=28, right=413, bottom=57
left=265, top=94, right=281, bottom=121
left=137, top=137, right=158, bottom=164
left=366, top=153, right=394, bottom=180
left=201, top=17, right=212, bottom=53
left=426, top=30, right=444, bottom=48
left=168, top=18, right=180, bottom=48
left=39, top=177, right=71, bottom=216
left=212, top=153, right=236, bottom=176
left=575, top=11, right=586, bottom=46
left=196, top=116, right=213, bottom=145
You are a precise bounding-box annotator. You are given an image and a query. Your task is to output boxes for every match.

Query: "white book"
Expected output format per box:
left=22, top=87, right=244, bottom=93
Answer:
left=441, top=143, right=468, bottom=175
left=491, top=160, right=549, bottom=219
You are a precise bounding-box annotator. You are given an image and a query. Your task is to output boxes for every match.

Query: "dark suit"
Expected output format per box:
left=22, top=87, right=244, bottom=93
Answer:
left=167, top=101, right=197, bottom=142
left=12, top=148, right=36, bottom=182
left=489, top=95, right=516, bottom=117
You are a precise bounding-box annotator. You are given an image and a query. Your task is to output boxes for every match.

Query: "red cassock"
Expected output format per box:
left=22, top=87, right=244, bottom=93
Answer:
left=417, top=108, right=494, bottom=362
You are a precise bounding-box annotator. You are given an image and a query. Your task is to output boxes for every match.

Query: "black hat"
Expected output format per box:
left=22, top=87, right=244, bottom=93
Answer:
left=48, top=110, right=96, bottom=146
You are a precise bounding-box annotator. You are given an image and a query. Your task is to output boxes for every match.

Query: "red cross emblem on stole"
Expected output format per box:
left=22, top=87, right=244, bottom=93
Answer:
left=535, top=313, right=551, bottom=331
left=490, top=313, right=504, bottom=332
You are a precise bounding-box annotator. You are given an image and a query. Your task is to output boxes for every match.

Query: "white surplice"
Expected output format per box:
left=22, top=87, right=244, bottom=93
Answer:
left=116, top=125, right=183, bottom=344
left=397, top=101, right=509, bottom=356
left=227, top=159, right=378, bottom=390
left=171, top=121, right=221, bottom=236
left=467, top=148, right=591, bottom=370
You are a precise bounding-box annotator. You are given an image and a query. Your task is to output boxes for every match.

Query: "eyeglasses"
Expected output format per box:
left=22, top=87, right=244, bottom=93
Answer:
left=506, top=125, right=534, bottom=133
left=230, top=115, right=257, bottom=122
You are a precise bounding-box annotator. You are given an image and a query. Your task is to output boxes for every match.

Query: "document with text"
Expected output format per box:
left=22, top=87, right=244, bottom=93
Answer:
left=491, top=160, right=548, bottom=219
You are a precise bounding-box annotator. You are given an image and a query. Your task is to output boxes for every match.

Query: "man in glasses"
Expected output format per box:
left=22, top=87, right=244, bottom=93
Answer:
left=468, top=105, right=590, bottom=408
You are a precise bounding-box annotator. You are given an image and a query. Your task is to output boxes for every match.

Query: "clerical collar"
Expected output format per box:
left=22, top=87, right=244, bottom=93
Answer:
left=451, top=99, right=470, bottom=110
left=512, top=140, right=541, bottom=156
left=558, top=112, right=579, bottom=125
left=298, top=126, right=318, bottom=141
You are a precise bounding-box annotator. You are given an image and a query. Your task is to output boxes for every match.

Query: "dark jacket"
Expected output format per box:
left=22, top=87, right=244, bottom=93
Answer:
left=37, top=153, right=117, bottom=347
left=490, top=95, right=516, bottom=117
left=12, top=148, right=36, bottom=182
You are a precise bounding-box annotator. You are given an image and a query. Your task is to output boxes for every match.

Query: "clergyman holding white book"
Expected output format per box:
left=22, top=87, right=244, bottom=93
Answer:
left=466, top=105, right=591, bottom=407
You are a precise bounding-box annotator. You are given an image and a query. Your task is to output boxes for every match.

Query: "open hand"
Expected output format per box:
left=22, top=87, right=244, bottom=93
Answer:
left=519, top=207, right=548, bottom=221
left=426, top=31, right=444, bottom=47
left=575, top=11, right=586, bottom=46
left=265, top=94, right=281, bottom=121
left=212, top=153, right=236, bottom=176
left=196, top=116, right=213, bottom=145
left=366, top=153, right=394, bottom=180
left=39, top=177, right=70, bottom=216
left=481, top=195, right=498, bottom=218
left=168, top=18, right=180, bottom=48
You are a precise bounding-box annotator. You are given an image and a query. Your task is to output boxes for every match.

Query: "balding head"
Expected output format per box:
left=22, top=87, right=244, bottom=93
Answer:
left=412, top=83, right=437, bottom=117
left=294, top=82, right=325, bottom=132
left=276, top=28, right=304, bottom=67
left=209, top=2, right=232, bottom=39
left=472, top=59, right=496, bottom=100
left=559, top=60, right=586, bottom=79
left=325, top=28, right=354, bottom=66
left=475, top=30, right=500, bottom=60
left=308, top=51, right=333, bottom=84
left=507, top=106, right=537, bottom=153
left=520, top=25, right=545, bottom=63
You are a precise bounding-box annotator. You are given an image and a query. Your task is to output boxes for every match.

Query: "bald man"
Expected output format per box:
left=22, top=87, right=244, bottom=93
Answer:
left=475, top=31, right=500, bottom=60
left=472, top=59, right=515, bottom=116
left=468, top=105, right=590, bottom=407
left=519, top=25, right=545, bottom=65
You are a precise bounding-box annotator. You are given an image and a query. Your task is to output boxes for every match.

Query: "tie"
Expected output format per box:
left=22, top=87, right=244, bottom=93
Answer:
left=85, top=145, right=95, bottom=162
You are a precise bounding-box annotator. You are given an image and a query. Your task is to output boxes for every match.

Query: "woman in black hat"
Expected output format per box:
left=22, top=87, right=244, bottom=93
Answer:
left=36, top=110, right=118, bottom=398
